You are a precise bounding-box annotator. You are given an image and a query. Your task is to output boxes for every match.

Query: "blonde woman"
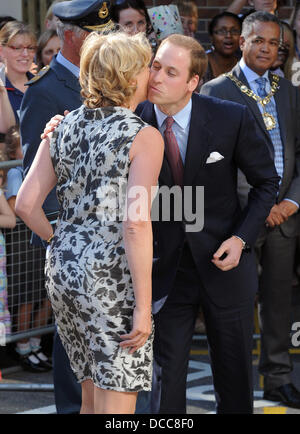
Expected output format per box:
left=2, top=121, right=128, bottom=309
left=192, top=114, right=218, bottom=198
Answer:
left=0, top=21, right=37, bottom=123
left=16, top=31, right=163, bottom=414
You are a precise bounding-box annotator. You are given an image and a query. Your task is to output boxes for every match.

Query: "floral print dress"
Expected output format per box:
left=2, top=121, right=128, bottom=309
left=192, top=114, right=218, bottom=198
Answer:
left=45, top=106, right=153, bottom=392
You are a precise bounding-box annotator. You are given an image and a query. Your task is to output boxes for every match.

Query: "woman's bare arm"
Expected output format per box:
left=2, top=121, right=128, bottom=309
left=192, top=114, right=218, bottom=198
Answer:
left=15, top=134, right=57, bottom=240
left=120, top=125, right=164, bottom=353
left=227, top=0, right=248, bottom=14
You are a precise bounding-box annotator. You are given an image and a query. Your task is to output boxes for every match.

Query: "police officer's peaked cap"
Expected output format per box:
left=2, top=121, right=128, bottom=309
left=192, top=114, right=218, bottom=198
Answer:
left=53, top=0, right=114, bottom=32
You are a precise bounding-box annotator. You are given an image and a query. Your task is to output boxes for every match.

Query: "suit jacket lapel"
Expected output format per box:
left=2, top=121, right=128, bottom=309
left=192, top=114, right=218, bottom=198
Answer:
left=232, top=64, right=271, bottom=144
left=138, top=102, right=173, bottom=186
left=139, top=97, right=213, bottom=187
left=270, top=71, right=287, bottom=145
left=183, top=94, right=212, bottom=186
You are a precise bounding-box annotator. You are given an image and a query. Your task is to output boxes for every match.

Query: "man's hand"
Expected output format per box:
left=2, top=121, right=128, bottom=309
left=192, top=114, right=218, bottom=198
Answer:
left=266, top=200, right=298, bottom=228
left=266, top=204, right=287, bottom=227
left=30, top=62, right=38, bottom=75
left=277, top=199, right=298, bottom=218
left=212, top=236, right=244, bottom=271
left=40, top=110, right=69, bottom=139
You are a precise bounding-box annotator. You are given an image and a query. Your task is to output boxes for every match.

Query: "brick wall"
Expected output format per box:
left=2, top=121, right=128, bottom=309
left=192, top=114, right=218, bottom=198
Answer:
left=144, top=0, right=295, bottom=49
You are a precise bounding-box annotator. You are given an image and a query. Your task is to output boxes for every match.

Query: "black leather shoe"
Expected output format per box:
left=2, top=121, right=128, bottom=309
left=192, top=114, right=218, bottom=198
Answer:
left=33, top=351, right=53, bottom=371
left=264, top=383, right=300, bottom=409
left=19, top=352, right=50, bottom=373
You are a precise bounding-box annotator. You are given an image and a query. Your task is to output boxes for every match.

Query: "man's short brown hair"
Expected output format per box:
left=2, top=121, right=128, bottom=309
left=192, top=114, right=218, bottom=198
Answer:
left=159, top=34, right=207, bottom=81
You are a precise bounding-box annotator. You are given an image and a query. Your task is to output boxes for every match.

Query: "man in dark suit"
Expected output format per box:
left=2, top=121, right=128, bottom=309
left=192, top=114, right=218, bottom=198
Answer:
left=201, top=11, right=300, bottom=409
left=136, top=32, right=279, bottom=414
left=19, top=0, right=114, bottom=414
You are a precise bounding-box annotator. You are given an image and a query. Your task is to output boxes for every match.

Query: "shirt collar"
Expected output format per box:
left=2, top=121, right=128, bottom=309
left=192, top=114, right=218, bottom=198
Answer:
left=6, top=72, right=34, bottom=92
left=154, top=98, right=192, bottom=129
left=56, top=51, right=80, bottom=78
left=239, top=57, right=269, bottom=86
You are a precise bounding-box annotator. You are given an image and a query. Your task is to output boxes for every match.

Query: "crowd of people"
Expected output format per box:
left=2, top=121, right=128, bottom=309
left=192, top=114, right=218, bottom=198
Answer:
left=1, top=0, right=300, bottom=414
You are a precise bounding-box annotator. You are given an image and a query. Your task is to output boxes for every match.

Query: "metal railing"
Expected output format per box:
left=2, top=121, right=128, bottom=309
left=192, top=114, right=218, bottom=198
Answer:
left=0, top=160, right=56, bottom=346
left=0, top=159, right=56, bottom=393
left=4, top=214, right=57, bottom=345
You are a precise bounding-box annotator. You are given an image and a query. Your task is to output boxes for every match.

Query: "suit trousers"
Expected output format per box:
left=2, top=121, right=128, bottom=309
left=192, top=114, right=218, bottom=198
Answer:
left=53, top=330, right=82, bottom=414
left=152, top=243, right=255, bottom=414
left=256, top=226, right=296, bottom=392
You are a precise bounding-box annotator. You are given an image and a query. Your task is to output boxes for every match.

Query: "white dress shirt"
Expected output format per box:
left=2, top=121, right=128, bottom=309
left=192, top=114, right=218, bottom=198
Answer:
left=56, top=51, right=80, bottom=78
left=154, top=98, right=192, bottom=164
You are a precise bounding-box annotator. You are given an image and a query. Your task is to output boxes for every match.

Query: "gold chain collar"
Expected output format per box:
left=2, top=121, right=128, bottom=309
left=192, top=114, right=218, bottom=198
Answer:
left=224, top=72, right=280, bottom=130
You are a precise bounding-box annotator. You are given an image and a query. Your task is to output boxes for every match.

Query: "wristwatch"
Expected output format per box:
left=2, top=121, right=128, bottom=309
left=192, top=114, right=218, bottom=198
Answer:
left=232, top=235, right=247, bottom=250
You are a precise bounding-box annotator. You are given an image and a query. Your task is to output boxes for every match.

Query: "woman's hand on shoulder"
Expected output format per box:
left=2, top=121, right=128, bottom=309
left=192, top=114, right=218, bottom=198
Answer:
left=40, top=110, right=69, bottom=140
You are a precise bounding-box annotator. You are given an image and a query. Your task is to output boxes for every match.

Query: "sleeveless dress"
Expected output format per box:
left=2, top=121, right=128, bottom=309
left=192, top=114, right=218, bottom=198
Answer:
left=45, top=105, right=153, bottom=392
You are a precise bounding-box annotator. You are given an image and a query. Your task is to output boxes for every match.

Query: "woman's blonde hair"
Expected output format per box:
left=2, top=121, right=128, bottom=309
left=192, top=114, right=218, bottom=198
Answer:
left=80, top=31, right=152, bottom=109
left=0, top=20, right=36, bottom=46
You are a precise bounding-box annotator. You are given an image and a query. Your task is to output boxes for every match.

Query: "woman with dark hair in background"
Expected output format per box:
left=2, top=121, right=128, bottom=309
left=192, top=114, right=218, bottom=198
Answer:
left=36, top=29, right=61, bottom=72
left=111, top=0, right=157, bottom=51
left=202, top=12, right=242, bottom=85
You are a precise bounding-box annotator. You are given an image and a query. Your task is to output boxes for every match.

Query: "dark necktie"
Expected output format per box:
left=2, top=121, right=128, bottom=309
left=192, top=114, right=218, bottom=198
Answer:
left=163, top=116, right=184, bottom=186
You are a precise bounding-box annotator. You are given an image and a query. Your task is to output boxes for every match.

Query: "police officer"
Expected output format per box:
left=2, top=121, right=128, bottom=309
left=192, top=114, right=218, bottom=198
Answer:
left=19, top=0, right=114, bottom=414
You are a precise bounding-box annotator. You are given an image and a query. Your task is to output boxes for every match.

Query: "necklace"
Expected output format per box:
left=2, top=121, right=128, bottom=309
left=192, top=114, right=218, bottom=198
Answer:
left=224, top=72, right=280, bottom=130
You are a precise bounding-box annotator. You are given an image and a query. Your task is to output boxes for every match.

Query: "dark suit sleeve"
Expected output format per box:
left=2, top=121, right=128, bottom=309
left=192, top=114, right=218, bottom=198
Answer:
left=20, top=82, right=62, bottom=214
left=283, top=86, right=300, bottom=205
left=20, top=83, right=60, bottom=178
left=231, top=106, right=280, bottom=246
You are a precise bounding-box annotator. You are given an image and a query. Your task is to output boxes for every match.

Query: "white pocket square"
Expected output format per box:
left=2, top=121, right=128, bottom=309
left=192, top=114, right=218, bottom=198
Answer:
left=206, top=151, right=224, bottom=164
